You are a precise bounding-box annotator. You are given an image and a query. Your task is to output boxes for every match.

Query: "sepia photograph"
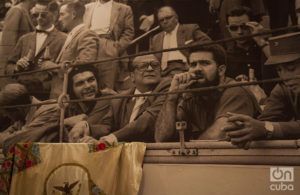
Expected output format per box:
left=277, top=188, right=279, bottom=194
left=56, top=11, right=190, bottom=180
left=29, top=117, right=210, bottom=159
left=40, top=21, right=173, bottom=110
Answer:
left=0, top=0, right=299, bottom=194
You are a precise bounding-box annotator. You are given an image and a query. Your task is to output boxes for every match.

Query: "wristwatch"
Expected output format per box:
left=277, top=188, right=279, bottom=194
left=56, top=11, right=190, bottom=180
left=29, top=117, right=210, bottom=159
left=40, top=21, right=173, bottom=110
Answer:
left=264, top=121, right=274, bottom=139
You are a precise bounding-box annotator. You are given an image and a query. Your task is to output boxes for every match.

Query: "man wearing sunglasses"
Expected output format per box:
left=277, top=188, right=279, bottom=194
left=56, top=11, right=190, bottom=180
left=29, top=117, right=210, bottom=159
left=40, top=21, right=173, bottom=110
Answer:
left=225, top=6, right=274, bottom=93
left=155, top=44, right=260, bottom=142
left=151, top=6, right=211, bottom=77
left=5, top=0, right=66, bottom=99
left=68, top=54, right=170, bottom=145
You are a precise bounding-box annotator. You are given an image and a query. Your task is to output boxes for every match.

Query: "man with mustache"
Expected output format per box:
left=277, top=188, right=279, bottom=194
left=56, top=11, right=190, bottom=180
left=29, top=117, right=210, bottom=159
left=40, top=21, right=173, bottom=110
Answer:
left=68, top=54, right=170, bottom=144
left=64, top=65, right=112, bottom=132
left=223, top=32, right=300, bottom=146
left=155, top=44, right=260, bottom=142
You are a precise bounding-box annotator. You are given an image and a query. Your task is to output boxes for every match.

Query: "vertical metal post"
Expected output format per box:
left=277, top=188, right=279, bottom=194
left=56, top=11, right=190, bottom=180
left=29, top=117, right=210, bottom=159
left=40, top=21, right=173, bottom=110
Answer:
left=176, top=121, right=187, bottom=155
left=58, top=62, right=71, bottom=143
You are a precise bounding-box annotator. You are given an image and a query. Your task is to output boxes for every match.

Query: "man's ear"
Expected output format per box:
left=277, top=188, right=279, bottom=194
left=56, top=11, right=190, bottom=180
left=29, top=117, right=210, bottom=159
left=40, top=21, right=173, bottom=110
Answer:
left=218, top=64, right=226, bottom=76
left=71, top=10, right=77, bottom=20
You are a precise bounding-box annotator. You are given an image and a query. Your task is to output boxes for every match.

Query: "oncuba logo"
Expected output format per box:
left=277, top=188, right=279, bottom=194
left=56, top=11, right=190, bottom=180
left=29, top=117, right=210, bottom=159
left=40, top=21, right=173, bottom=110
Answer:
left=270, top=167, right=294, bottom=191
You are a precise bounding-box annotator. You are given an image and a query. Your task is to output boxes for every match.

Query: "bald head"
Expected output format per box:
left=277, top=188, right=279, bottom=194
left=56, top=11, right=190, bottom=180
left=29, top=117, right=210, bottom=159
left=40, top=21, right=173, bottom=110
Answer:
left=132, top=54, right=159, bottom=66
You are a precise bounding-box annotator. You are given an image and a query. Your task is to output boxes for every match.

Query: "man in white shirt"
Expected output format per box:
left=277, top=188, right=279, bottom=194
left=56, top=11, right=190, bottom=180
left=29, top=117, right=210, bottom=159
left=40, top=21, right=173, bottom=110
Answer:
left=68, top=54, right=171, bottom=144
left=84, top=0, right=134, bottom=90
left=151, top=6, right=211, bottom=77
left=6, top=0, right=66, bottom=99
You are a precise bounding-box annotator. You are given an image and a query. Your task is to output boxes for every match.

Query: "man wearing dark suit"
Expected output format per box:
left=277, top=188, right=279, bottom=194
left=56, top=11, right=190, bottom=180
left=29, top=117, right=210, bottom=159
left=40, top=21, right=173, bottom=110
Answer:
left=0, top=0, right=36, bottom=76
left=150, top=6, right=211, bottom=77
left=42, top=0, right=99, bottom=98
left=5, top=0, right=66, bottom=99
left=83, top=0, right=134, bottom=89
left=68, top=54, right=170, bottom=144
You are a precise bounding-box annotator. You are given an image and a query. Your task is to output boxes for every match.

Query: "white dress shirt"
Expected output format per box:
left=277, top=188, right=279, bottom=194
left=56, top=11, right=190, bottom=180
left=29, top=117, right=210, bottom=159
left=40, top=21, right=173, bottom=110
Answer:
left=129, top=89, right=151, bottom=122
left=161, top=24, right=187, bottom=70
left=90, top=0, right=113, bottom=35
left=35, top=25, right=54, bottom=56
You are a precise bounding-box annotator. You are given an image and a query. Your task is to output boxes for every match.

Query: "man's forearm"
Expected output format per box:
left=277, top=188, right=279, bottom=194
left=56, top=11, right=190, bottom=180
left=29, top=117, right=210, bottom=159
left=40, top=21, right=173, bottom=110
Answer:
left=272, top=121, right=300, bottom=139
left=155, top=99, right=178, bottom=142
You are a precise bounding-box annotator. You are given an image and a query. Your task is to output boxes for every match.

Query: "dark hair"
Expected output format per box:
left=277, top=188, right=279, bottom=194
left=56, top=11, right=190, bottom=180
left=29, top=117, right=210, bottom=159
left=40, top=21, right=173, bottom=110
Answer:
left=62, top=0, right=85, bottom=19
left=188, top=44, right=227, bottom=66
left=36, top=0, right=59, bottom=13
left=67, top=65, right=101, bottom=99
left=226, top=6, right=254, bottom=23
left=0, top=83, right=31, bottom=107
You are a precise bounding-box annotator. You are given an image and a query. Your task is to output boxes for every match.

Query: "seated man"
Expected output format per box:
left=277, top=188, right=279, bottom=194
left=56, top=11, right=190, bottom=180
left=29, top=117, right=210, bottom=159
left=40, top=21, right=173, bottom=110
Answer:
left=150, top=6, right=211, bottom=77
left=155, top=44, right=261, bottom=142
left=223, top=32, right=300, bottom=145
left=42, top=0, right=99, bottom=98
left=68, top=54, right=170, bottom=144
left=64, top=65, right=112, bottom=131
left=0, top=83, right=60, bottom=153
left=5, top=0, right=67, bottom=99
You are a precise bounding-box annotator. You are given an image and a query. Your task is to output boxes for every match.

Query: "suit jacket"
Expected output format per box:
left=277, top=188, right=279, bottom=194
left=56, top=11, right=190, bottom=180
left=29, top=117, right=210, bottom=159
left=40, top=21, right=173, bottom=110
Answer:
left=90, top=78, right=171, bottom=142
left=0, top=4, right=35, bottom=73
left=50, top=25, right=99, bottom=98
left=6, top=28, right=67, bottom=74
left=84, top=1, right=134, bottom=54
left=0, top=97, right=60, bottom=154
left=150, top=24, right=211, bottom=62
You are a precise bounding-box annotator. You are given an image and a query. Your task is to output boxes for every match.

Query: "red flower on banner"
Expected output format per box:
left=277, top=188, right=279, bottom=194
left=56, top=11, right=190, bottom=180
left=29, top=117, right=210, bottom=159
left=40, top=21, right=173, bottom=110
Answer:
left=25, top=160, right=32, bottom=168
left=97, top=143, right=106, bottom=151
left=23, top=143, right=29, bottom=149
left=9, top=147, right=15, bottom=155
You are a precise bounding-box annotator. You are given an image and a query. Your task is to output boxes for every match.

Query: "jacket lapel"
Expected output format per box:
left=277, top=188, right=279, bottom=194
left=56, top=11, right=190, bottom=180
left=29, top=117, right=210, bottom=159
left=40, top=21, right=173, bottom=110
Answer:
left=56, top=26, right=84, bottom=62
left=108, top=2, right=120, bottom=34
left=177, top=24, right=186, bottom=47
left=35, top=29, right=57, bottom=57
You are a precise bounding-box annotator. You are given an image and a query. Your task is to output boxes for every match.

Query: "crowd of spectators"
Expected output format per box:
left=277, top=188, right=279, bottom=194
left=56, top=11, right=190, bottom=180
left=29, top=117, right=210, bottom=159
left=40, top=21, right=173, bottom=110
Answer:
left=0, top=0, right=299, bottom=150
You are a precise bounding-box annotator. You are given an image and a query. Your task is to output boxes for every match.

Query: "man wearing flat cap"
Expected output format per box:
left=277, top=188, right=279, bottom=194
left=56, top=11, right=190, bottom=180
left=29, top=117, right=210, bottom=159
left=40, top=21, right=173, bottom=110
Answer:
left=223, top=32, right=300, bottom=147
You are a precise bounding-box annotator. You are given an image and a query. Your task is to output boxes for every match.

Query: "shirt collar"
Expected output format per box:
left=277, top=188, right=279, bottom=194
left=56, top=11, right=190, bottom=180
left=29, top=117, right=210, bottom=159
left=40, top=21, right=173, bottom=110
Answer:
left=36, top=25, right=55, bottom=33
left=132, top=88, right=152, bottom=100
left=164, top=23, right=179, bottom=35
left=96, top=0, right=113, bottom=7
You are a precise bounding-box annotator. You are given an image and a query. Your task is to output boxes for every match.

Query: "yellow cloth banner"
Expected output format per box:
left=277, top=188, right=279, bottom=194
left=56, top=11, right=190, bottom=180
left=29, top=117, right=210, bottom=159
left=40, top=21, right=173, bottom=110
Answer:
left=8, top=142, right=146, bottom=195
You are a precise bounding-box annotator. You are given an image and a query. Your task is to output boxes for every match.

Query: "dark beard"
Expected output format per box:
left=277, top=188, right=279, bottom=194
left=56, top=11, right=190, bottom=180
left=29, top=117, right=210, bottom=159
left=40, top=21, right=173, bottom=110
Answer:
left=190, top=72, right=220, bottom=96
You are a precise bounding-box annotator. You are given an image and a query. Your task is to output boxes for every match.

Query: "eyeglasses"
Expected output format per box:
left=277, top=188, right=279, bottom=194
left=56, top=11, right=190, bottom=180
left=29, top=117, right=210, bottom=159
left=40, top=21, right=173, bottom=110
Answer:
left=32, top=12, right=48, bottom=19
left=158, top=15, right=174, bottom=23
left=134, top=61, right=161, bottom=72
left=227, top=23, right=249, bottom=31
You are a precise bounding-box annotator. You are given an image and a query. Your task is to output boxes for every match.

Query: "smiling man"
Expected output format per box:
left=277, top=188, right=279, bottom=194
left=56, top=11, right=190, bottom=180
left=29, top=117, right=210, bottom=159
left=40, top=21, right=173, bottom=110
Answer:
left=68, top=54, right=170, bottom=144
left=64, top=65, right=111, bottom=134
left=155, top=44, right=260, bottom=142
left=223, top=32, right=300, bottom=145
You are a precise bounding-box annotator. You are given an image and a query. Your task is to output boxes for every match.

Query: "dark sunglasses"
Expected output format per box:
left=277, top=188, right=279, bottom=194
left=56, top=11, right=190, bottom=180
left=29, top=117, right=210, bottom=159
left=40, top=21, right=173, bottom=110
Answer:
left=227, top=23, right=249, bottom=31
left=32, top=12, right=48, bottom=19
left=134, top=61, right=161, bottom=72
left=158, top=15, right=174, bottom=23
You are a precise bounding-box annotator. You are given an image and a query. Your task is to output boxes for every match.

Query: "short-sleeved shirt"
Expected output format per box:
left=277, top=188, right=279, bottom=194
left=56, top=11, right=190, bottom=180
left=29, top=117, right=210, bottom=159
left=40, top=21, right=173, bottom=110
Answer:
left=178, top=77, right=261, bottom=140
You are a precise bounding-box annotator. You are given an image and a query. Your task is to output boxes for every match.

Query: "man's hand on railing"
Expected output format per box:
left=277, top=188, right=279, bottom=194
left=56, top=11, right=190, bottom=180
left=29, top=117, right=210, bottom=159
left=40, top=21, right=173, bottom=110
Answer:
left=68, top=121, right=90, bottom=143
left=64, top=114, right=88, bottom=128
